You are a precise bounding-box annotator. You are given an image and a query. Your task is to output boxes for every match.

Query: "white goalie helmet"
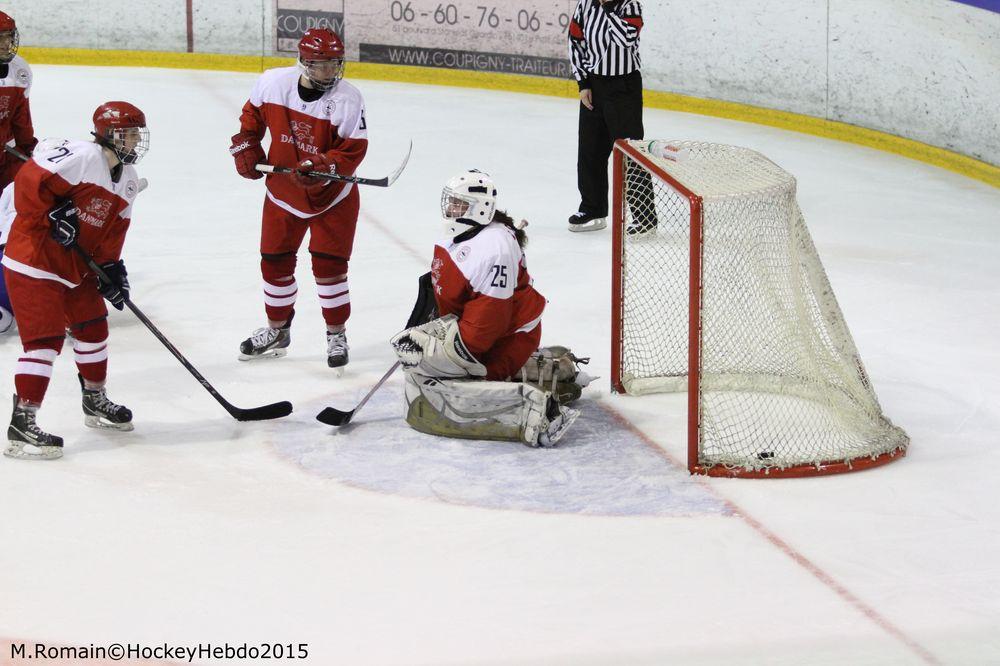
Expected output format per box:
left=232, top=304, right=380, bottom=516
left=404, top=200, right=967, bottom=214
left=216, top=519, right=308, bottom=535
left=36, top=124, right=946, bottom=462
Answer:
left=441, top=170, right=497, bottom=238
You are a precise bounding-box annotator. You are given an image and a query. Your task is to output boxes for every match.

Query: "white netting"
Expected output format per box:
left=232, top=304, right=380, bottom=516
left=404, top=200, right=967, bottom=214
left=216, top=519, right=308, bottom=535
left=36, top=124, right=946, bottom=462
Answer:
left=617, top=140, right=908, bottom=473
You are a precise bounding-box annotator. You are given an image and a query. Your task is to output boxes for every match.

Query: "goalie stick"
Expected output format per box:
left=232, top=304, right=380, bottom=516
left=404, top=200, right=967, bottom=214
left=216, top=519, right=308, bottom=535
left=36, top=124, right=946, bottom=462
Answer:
left=255, top=140, right=412, bottom=188
left=72, top=245, right=293, bottom=422
left=316, top=361, right=400, bottom=426
left=316, top=273, right=436, bottom=427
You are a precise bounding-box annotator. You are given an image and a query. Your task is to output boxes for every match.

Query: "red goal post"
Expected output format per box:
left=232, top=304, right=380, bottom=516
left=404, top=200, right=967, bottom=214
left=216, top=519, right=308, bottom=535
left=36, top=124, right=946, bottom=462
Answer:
left=611, top=139, right=909, bottom=478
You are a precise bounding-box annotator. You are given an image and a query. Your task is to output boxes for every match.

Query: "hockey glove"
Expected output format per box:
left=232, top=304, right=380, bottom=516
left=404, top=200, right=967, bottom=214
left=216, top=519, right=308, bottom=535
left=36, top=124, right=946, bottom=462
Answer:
left=48, top=200, right=80, bottom=247
left=97, top=260, right=130, bottom=310
left=294, top=154, right=336, bottom=188
left=229, top=134, right=265, bottom=180
left=391, top=315, right=487, bottom=379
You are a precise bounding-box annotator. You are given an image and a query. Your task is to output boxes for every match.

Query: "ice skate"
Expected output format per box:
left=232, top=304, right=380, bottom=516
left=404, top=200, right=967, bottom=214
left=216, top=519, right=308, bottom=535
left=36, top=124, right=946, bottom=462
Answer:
left=5, top=395, right=63, bottom=460
left=626, top=219, right=658, bottom=236
left=326, top=329, right=349, bottom=374
left=536, top=399, right=580, bottom=448
left=239, top=319, right=291, bottom=361
left=567, top=211, right=607, bottom=232
left=80, top=375, right=134, bottom=431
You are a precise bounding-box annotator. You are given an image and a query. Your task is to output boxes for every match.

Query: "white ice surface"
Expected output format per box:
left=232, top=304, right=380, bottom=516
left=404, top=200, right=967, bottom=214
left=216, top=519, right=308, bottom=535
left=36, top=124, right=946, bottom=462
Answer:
left=0, top=66, right=999, bottom=665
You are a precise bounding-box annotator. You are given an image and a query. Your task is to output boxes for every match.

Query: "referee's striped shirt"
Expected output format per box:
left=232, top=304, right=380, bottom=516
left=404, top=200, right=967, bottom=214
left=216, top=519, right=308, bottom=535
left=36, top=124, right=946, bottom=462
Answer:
left=568, top=0, right=644, bottom=89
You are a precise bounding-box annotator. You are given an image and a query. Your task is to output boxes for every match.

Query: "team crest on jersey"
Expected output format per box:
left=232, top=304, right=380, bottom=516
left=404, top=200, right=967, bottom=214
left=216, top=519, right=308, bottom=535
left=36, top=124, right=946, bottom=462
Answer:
left=456, top=246, right=471, bottom=262
left=125, top=181, right=138, bottom=199
left=86, top=198, right=113, bottom=218
left=323, top=100, right=337, bottom=117
left=290, top=120, right=313, bottom=142
left=15, top=69, right=28, bottom=85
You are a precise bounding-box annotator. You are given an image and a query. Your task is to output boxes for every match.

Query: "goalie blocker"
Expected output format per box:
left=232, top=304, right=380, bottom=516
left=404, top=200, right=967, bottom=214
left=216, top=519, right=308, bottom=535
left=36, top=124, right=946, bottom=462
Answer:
left=391, top=315, right=591, bottom=447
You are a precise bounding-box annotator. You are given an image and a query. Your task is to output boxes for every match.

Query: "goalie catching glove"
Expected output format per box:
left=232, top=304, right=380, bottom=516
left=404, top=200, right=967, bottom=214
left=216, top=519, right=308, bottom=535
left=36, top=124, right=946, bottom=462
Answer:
left=391, top=314, right=486, bottom=379
left=515, top=346, right=595, bottom=404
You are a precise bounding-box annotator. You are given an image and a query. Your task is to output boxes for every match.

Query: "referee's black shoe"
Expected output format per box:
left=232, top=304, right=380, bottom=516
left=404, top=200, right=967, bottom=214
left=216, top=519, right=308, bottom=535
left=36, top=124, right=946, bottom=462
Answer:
left=567, top=211, right=607, bottom=232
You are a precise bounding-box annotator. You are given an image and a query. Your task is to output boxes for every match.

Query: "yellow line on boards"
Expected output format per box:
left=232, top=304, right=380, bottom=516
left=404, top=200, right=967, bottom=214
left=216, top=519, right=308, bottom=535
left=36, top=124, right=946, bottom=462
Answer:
left=19, top=46, right=999, bottom=189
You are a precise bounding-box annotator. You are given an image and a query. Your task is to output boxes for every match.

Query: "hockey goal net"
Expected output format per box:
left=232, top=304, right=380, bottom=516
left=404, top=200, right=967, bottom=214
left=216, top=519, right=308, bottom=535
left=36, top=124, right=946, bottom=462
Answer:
left=611, top=139, right=909, bottom=478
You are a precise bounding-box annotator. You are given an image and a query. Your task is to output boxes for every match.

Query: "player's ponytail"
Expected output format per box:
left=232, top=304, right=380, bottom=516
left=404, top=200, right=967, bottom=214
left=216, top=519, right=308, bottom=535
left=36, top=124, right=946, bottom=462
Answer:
left=492, top=210, right=527, bottom=249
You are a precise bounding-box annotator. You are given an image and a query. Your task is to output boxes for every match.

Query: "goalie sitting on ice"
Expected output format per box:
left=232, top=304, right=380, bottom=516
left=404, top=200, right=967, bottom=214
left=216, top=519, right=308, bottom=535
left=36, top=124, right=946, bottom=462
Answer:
left=391, top=170, right=591, bottom=447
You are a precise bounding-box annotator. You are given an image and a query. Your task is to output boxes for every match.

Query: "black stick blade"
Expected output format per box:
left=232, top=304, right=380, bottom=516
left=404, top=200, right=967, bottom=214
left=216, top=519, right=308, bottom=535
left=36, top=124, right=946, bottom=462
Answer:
left=230, top=401, right=294, bottom=421
left=316, top=407, right=354, bottom=426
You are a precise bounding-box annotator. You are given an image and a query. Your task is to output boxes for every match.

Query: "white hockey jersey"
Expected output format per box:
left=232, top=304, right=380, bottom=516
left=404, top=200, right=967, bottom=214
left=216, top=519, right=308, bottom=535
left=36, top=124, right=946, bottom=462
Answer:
left=431, top=222, right=546, bottom=357
left=2, top=139, right=139, bottom=287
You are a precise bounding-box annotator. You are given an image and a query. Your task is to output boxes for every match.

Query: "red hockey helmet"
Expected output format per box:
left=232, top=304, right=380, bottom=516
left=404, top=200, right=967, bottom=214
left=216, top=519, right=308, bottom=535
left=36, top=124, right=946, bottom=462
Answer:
left=0, top=12, right=18, bottom=64
left=92, top=101, right=150, bottom=165
left=297, top=28, right=345, bottom=91
left=298, top=28, right=344, bottom=61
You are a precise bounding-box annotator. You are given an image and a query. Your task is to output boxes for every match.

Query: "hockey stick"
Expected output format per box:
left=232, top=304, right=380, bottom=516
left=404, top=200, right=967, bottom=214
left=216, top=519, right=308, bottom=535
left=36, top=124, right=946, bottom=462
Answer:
left=4, top=144, right=29, bottom=162
left=315, top=273, right=435, bottom=427
left=71, top=245, right=293, bottom=422
left=254, top=140, right=412, bottom=188
left=316, top=361, right=400, bottom=426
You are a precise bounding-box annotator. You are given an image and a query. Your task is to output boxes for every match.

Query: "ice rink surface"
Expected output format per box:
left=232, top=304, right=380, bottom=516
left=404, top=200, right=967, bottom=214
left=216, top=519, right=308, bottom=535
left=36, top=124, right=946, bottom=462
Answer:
left=1, top=65, right=998, bottom=665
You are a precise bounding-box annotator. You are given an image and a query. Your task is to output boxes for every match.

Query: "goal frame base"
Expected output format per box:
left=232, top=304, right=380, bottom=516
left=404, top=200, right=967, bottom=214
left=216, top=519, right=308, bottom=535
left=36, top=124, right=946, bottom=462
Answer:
left=692, top=447, right=907, bottom=478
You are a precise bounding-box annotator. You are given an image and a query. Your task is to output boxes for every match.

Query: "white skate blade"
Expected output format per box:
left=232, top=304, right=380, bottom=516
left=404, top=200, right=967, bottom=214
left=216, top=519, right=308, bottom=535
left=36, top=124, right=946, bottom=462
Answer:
left=624, top=228, right=658, bottom=243
left=4, top=440, right=63, bottom=460
left=537, top=407, right=581, bottom=447
left=568, top=217, right=607, bottom=233
left=238, top=347, right=288, bottom=361
left=330, top=366, right=345, bottom=378
left=84, top=415, right=135, bottom=432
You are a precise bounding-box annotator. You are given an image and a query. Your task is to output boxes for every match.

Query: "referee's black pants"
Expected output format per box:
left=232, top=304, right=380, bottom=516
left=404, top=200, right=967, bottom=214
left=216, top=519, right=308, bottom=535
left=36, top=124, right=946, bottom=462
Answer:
left=576, top=70, right=650, bottom=220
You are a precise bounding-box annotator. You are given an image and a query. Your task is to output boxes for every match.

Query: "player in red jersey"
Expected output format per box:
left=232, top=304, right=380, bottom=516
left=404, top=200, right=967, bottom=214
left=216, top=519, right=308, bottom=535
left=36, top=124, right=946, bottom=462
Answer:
left=391, top=171, right=590, bottom=448
left=0, top=11, right=36, bottom=190
left=0, top=11, right=38, bottom=337
left=2, top=102, right=149, bottom=460
left=429, top=171, right=547, bottom=381
left=230, top=27, right=367, bottom=371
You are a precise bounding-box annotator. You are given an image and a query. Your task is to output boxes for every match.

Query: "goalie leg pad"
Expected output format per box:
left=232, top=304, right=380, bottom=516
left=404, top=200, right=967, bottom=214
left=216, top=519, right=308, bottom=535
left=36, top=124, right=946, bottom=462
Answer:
left=403, top=372, right=577, bottom=447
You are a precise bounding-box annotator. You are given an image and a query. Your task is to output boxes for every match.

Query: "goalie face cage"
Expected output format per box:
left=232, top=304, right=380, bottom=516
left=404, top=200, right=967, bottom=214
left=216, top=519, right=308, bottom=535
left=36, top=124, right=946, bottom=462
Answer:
left=611, top=140, right=909, bottom=478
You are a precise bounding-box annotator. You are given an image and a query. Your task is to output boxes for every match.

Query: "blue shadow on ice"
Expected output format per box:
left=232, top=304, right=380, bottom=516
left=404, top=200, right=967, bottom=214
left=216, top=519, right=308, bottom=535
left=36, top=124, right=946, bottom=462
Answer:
left=275, top=385, right=730, bottom=517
